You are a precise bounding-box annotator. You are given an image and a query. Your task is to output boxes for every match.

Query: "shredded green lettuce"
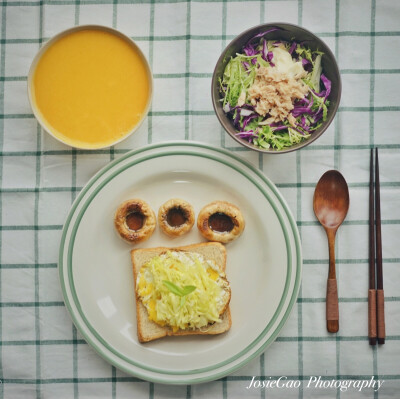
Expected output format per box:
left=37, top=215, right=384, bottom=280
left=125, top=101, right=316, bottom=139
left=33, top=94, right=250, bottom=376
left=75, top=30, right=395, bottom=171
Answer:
left=220, top=55, right=256, bottom=107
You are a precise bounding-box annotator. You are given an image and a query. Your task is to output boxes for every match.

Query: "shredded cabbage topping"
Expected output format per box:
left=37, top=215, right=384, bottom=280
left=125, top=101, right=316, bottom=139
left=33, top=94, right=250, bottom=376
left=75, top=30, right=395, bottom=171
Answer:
left=137, top=251, right=229, bottom=331
left=219, top=28, right=331, bottom=150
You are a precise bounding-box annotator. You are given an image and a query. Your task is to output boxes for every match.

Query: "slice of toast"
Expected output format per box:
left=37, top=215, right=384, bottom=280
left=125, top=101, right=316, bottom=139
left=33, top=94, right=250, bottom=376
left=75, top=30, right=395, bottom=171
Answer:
left=131, top=242, right=232, bottom=343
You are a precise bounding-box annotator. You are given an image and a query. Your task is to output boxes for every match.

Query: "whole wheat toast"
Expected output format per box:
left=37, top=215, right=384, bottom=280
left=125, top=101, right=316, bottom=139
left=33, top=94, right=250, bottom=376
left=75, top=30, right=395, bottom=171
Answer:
left=131, top=242, right=232, bottom=343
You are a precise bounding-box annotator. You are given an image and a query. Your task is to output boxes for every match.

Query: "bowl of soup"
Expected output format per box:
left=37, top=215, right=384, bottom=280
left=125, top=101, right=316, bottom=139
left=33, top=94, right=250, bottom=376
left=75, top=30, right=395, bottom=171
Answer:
left=28, top=25, right=153, bottom=149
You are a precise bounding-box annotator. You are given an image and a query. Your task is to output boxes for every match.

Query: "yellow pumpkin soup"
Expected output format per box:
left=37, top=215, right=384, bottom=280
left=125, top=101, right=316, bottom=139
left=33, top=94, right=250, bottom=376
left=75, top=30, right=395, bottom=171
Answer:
left=31, top=28, right=151, bottom=149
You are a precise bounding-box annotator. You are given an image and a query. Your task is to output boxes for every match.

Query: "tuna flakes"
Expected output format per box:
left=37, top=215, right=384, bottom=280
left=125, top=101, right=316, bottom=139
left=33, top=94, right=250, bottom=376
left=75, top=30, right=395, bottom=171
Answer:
left=247, top=66, right=309, bottom=126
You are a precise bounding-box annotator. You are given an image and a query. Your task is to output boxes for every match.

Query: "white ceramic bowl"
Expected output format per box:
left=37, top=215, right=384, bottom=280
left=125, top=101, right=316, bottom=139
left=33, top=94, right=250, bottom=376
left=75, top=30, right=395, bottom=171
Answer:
left=28, top=25, right=153, bottom=150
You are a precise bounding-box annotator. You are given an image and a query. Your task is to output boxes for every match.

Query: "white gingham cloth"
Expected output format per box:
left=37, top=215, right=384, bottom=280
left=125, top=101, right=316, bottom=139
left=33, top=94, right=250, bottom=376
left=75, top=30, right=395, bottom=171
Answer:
left=1, top=1, right=400, bottom=398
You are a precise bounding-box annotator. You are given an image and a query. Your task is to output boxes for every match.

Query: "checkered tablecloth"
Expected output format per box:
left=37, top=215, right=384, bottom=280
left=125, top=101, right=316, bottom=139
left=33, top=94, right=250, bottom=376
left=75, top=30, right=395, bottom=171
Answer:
left=1, top=1, right=400, bottom=398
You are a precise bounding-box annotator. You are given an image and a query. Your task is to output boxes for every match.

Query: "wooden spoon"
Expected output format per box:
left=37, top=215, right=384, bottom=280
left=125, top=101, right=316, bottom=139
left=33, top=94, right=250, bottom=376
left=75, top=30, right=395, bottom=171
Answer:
left=313, top=170, right=350, bottom=333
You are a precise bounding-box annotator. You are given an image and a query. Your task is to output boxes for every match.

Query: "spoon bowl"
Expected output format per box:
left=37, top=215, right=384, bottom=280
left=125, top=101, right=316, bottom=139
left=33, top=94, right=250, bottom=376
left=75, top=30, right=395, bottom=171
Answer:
left=314, top=170, right=350, bottom=230
left=313, top=170, right=350, bottom=333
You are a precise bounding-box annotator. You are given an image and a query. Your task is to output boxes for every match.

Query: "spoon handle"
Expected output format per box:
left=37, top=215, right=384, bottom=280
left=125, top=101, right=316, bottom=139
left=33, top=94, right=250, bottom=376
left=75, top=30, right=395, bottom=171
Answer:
left=327, top=279, right=339, bottom=332
left=326, top=229, right=339, bottom=333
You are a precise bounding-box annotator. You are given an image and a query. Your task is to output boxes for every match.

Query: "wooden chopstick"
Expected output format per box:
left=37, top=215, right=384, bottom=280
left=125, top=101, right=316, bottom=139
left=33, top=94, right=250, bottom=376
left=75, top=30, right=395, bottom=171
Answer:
left=375, top=148, right=386, bottom=344
left=368, top=149, right=377, bottom=345
left=368, top=148, right=385, bottom=346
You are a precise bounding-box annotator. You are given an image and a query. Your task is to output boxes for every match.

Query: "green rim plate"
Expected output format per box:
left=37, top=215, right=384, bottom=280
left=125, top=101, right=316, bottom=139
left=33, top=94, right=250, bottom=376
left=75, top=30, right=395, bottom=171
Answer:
left=58, top=141, right=302, bottom=384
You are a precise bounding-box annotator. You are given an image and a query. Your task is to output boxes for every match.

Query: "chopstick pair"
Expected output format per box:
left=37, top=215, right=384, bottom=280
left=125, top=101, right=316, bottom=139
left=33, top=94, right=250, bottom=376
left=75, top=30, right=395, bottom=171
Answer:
left=368, top=148, right=385, bottom=345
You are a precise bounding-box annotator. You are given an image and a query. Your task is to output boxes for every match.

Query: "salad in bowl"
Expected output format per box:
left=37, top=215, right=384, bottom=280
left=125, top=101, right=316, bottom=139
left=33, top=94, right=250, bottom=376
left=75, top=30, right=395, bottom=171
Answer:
left=212, top=23, right=341, bottom=153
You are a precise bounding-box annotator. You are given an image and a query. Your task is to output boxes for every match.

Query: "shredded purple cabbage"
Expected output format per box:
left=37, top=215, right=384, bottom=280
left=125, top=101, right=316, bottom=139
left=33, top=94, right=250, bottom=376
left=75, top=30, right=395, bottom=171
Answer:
left=266, top=51, right=274, bottom=66
left=261, top=40, right=268, bottom=61
left=243, top=43, right=257, bottom=56
left=271, top=124, right=289, bottom=132
left=236, top=130, right=257, bottom=143
left=297, top=116, right=311, bottom=131
left=320, top=74, right=331, bottom=98
left=288, top=42, right=297, bottom=55
left=291, top=96, right=315, bottom=118
left=247, top=27, right=281, bottom=44
left=242, top=61, right=250, bottom=71
left=310, top=75, right=332, bottom=104
left=302, top=58, right=312, bottom=72
left=242, top=114, right=259, bottom=129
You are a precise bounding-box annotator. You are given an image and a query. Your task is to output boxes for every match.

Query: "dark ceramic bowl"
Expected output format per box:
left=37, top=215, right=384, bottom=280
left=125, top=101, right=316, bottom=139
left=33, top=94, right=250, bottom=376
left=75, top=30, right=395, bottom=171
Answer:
left=211, top=23, right=341, bottom=154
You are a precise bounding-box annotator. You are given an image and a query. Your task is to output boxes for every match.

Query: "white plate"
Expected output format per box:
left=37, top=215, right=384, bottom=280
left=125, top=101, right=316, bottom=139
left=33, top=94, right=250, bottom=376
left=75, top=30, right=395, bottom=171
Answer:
left=59, top=142, right=302, bottom=384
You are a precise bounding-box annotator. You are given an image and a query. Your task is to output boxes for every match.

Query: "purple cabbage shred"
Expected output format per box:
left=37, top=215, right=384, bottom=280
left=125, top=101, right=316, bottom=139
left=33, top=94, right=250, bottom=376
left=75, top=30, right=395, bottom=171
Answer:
left=288, top=42, right=297, bottom=55
left=301, top=58, right=312, bottom=72
left=320, top=74, right=332, bottom=98
left=271, top=124, right=289, bottom=132
left=243, top=43, right=257, bottom=56
left=261, top=40, right=268, bottom=61
left=247, top=27, right=281, bottom=44
left=236, top=130, right=256, bottom=143
left=242, top=61, right=250, bottom=71
left=242, top=114, right=259, bottom=129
